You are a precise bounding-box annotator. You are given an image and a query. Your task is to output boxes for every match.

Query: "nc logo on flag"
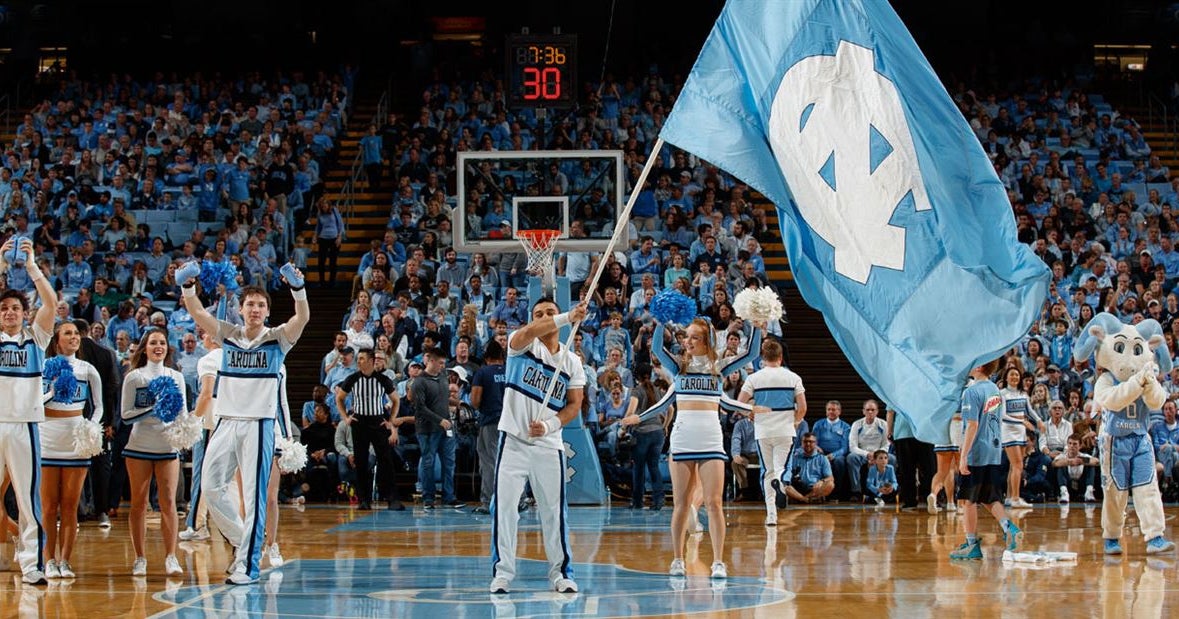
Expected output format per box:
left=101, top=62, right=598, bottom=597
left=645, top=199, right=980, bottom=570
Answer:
left=769, top=41, right=931, bottom=284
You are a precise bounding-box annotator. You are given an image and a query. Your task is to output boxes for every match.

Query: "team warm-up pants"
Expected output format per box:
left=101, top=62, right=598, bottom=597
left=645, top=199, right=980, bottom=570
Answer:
left=202, top=418, right=275, bottom=579
left=1100, top=433, right=1167, bottom=541
left=759, top=435, right=794, bottom=514
left=490, top=434, right=573, bottom=583
left=186, top=429, right=211, bottom=530
left=0, top=422, right=44, bottom=575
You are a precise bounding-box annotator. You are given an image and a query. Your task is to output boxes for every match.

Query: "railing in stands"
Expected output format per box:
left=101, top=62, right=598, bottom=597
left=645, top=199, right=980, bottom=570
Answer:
left=333, top=88, right=388, bottom=238
left=1147, top=92, right=1179, bottom=161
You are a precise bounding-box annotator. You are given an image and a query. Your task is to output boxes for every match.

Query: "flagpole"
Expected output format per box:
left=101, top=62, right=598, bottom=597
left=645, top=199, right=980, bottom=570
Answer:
left=533, top=137, right=668, bottom=422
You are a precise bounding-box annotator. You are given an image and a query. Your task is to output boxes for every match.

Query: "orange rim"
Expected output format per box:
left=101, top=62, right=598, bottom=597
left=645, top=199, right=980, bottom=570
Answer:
left=517, top=229, right=562, bottom=249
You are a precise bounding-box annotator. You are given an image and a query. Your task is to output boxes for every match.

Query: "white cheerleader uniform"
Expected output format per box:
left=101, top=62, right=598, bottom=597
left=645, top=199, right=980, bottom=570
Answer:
left=1000, top=387, right=1031, bottom=448
left=41, top=354, right=104, bottom=467
left=641, top=324, right=761, bottom=461
left=933, top=411, right=964, bottom=453
left=121, top=361, right=188, bottom=460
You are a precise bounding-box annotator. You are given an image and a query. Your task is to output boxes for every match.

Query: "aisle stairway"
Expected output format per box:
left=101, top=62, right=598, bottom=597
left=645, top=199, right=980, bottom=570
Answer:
left=755, top=200, right=878, bottom=413
left=271, top=284, right=354, bottom=391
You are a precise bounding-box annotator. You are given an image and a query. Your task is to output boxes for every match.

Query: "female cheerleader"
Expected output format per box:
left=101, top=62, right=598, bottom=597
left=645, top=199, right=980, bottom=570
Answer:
left=640, top=318, right=761, bottom=579
left=999, top=367, right=1035, bottom=508
left=41, top=322, right=104, bottom=578
left=120, top=328, right=187, bottom=577
left=928, top=407, right=963, bottom=514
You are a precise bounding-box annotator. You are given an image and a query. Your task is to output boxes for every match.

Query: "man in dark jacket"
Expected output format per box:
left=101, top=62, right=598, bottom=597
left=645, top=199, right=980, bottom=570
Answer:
left=412, top=347, right=461, bottom=509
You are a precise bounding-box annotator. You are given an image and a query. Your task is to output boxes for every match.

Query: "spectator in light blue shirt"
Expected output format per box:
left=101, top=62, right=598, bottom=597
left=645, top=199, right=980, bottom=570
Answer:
left=783, top=433, right=835, bottom=504
left=811, top=400, right=851, bottom=499
left=63, top=248, right=93, bottom=290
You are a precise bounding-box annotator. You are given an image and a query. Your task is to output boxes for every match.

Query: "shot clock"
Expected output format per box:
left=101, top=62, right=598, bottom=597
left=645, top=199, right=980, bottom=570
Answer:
left=506, top=33, right=577, bottom=108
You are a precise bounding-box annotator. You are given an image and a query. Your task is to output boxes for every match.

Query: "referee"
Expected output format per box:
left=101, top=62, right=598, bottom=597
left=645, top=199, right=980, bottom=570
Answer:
left=335, top=348, right=405, bottom=511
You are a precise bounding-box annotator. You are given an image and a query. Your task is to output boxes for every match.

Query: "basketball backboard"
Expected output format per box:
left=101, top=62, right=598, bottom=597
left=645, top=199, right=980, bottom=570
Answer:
left=453, top=149, right=625, bottom=253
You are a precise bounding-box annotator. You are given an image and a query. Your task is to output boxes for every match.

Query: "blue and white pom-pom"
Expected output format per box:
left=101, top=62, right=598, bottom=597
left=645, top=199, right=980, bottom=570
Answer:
left=650, top=288, right=698, bottom=326
left=276, top=437, right=308, bottom=473
left=43, top=356, right=78, bottom=404
left=148, top=375, right=185, bottom=423
left=199, top=258, right=240, bottom=292
left=163, top=413, right=203, bottom=451
left=733, top=288, right=784, bottom=324
left=72, top=418, right=104, bottom=458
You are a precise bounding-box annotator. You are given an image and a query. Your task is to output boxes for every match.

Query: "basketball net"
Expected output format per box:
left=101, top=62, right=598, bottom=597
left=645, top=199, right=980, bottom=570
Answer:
left=517, top=229, right=561, bottom=295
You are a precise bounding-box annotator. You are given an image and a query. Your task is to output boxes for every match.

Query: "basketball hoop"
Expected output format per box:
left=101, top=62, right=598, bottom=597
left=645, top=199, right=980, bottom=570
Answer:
left=517, top=229, right=561, bottom=290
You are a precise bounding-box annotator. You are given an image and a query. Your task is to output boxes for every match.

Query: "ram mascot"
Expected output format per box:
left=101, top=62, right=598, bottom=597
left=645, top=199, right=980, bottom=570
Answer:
left=1073, top=313, right=1175, bottom=555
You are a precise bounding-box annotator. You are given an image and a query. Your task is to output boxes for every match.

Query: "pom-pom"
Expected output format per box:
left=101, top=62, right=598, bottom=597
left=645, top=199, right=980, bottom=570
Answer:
left=163, top=413, right=203, bottom=451
left=733, top=288, right=784, bottom=325
left=72, top=418, right=104, bottom=458
left=276, top=437, right=308, bottom=473
left=43, top=356, right=78, bottom=404
left=199, top=258, right=240, bottom=293
left=650, top=289, right=698, bottom=326
left=148, top=375, right=185, bottom=423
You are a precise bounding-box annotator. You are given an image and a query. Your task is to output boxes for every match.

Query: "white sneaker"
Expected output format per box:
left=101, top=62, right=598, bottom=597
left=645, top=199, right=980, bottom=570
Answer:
left=164, top=555, right=183, bottom=576
left=926, top=493, right=939, bottom=514
left=765, top=515, right=777, bottom=526
left=178, top=526, right=210, bottom=541
left=225, top=568, right=257, bottom=585
left=552, top=577, right=578, bottom=593
left=668, top=558, right=686, bottom=577
left=1011, top=498, right=1033, bottom=508
left=131, top=557, right=147, bottom=577
left=694, top=515, right=705, bottom=533
left=1084, top=486, right=1096, bottom=503
left=57, top=561, right=75, bottom=578
left=45, top=560, right=60, bottom=579
left=875, top=497, right=886, bottom=508
left=97, top=514, right=111, bottom=529
left=710, top=561, right=728, bottom=579
left=489, top=576, right=511, bottom=594
left=21, top=569, right=47, bottom=585
left=1059, top=486, right=1070, bottom=503
left=265, top=543, right=284, bottom=567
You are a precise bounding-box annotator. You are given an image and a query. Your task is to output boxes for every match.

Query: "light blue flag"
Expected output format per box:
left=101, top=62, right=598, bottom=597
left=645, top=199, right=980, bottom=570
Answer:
left=660, top=0, right=1050, bottom=442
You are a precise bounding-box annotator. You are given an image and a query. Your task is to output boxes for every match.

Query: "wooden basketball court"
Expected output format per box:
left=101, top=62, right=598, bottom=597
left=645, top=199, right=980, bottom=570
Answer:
left=3, top=500, right=1176, bottom=617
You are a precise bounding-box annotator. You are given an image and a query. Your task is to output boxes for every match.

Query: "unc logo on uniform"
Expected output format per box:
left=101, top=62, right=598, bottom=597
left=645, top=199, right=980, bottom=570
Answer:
left=225, top=349, right=271, bottom=370
left=768, top=40, right=931, bottom=284
left=134, top=387, right=155, bottom=409
left=0, top=348, right=29, bottom=368
left=521, top=365, right=568, bottom=404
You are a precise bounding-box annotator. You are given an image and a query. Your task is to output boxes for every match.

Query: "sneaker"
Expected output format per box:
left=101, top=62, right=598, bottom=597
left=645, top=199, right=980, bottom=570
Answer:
left=1010, top=498, right=1033, bottom=509
left=710, top=561, right=728, bottom=579
left=1104, top=538, right=1123, bottom=555
left=1146, top=536, right=1176, bottom=554
left=423, top=501, right=436, bottom=510
left=21, top=570, right=47, bottom=585
left=265, top=544, right=284, bottom=568
left=97, top=514, right=111, bottom=529
left=225, top=569, right=257, bottom=585
left=132, top=557, right=147, bottom=576
left=165, top=555, right=183, bottom=576
left=552, top=577, right=579, bottom=593
left=949, top=541, right=983, bottom=560
left=926, top=493, right=938, bottom=514
left=1003, top=522, right=1023, bottom=552
left=1083, top=486, right=1096, bottom=503
left=765, top=515, right=777, bottom=526
left=489, top=576, right=511, bottom=594
left=45, top=560, right=60, bottom=579
left=472, top=506, right=491, bottom=515
left=445, top=500, right=466, bottom=510
left=770, top=480, right=789, bottom=510
left=668, top=558, right=686, bottom=577
left=1059, top=486, right=1070, bottom=503
left=54, top=560, right=74, bottom=578
left=875, top=497, right=886, bottom=508
left=179, top=526, right=210, bottom=541
left=694, top=513, right=705, bottom=533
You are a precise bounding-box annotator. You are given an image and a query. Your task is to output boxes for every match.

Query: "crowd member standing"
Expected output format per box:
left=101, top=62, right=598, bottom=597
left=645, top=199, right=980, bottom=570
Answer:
left=951, top=358, right=1022, bottom=560
left=119, top=328, right=187, bottom=577
left=335, top=348, right=404, bottom=511
left=412, top=348, right=462, bottom=509
left=0, top=237, right=56, bottom=585
left=887, top=405, right=935, bottom=509
left=738, top=338, right=805, bottom=526
left=75, top=319, right=119, bottom=530
left=181, top=262, right=309, bottom=585
left=489, top=298, right=588, bottom=595
left=619, top=363, right=668, bottom=511
left=469, top=340, right=507, bottom=514
left=40, top=322, right=104, bottom=579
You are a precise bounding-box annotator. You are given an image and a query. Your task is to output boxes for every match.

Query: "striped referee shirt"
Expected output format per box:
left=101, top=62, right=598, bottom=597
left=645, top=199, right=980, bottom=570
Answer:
left=337, top=369, right=397, bottom=418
